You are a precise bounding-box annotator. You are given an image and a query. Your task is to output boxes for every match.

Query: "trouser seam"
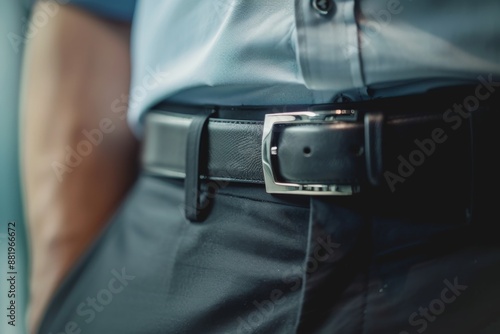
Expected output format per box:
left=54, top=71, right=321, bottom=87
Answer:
left=293, top=197, right=314, bottom=333
left=359, top=216, right=371, bottom=334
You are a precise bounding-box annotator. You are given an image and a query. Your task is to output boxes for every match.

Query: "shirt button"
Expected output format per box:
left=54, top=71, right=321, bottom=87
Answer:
left=312, top=0, right=334, bottom=15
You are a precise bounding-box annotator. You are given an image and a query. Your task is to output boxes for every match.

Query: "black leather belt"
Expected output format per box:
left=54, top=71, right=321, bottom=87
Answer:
left=140, top=85, right=499, bottom=221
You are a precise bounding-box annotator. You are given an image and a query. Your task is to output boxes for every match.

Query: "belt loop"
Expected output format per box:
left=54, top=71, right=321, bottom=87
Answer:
left=184, top=108, right=216, bottom=222
left=364, top=112, right=385, bottom=186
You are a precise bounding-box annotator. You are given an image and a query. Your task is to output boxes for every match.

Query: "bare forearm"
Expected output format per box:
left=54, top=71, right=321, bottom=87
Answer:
left=19, top=3, right=139, bottom=332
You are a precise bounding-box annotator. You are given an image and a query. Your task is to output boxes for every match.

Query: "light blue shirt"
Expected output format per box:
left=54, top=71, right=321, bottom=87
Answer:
left=67, top=0, right=500, bottom=138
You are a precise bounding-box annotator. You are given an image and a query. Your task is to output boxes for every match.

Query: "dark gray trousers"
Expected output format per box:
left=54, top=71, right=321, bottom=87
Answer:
left=38, top=172, right=500, bottom=334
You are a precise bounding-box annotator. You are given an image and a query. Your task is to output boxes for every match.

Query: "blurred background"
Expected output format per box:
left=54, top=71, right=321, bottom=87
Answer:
left=0, top=0, right=32, bottom=333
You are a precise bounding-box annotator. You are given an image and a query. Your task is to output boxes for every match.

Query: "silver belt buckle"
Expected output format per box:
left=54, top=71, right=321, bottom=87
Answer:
left=261, top=109, right=359, bottom=195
